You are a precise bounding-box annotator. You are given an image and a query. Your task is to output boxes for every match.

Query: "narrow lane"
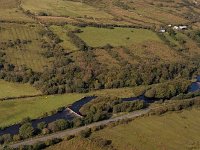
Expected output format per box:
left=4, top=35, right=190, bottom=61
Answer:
left=9, top=108, right=150, bottom=148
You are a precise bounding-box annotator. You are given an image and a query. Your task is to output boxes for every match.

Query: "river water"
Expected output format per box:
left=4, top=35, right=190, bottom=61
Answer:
left=0, top=76, right=199, bottom=136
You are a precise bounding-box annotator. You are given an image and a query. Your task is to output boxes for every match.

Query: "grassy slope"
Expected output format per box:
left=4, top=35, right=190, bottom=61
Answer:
left=47, top=137, right=105, bottom=150
left=91, top=108, right=200, bottom=150
left=49, top=25, right=78, bottom=52
left=77, top=27, right=161, bottom=47
left=0, top=80, right=41, bottom=99
left=21, top=0, right=112, bottom=19
left=0, top=23, right=51, bottom=72
left=0, top=87, right=136, bottom=128
left=0, top=94, right=84, bottom=127
left=0, top=0, right=34, bottom=22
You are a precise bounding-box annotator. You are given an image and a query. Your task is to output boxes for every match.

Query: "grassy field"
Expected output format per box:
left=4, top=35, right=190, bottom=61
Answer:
left=0, top=80, right=41, bottom=99
left=90, top=108, right=200, bottom=150
left=0, top=87, right=136, bottom=128
left=0, top=23, right=51, bottom=72
left=0, top=94, right=85, bottom=128
left=49, top=25, right=78, bottom=52
left=0, top=0, right=34, bottom=22
left=76, top=27, right=161, bottom=47
left=21, top=0, right=112, bottom=19
left=46, top=108, right=200, bottom=150
left=47, top=137, right=105, bottom=150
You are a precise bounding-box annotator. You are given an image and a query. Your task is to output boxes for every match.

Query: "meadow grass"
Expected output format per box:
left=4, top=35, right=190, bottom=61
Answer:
left=91, top=108, right=200, bottom=150
left=0, top=0, right=34, bottom=22
left=0, top=87, right=137, bottom=128
left=47, top=137, right=104, bottom=150
left=0, top=80, right=41, bottom=99
left=21, top=0, right=112, bottom=19
left=0, top=23, right=51, bottom=72
left=0, top=94, right=85, bottom=127
left=46, top=108, right=200, bottom=150
left=76, top=27, right=161, bottom=47
left=49, top=25, right=78, bottom=52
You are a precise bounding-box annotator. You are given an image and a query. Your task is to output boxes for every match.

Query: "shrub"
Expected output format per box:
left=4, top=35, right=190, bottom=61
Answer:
left=42, top=128, right=50, bottom=135
left=37, top=122, right=47, bottom=131
left=19, top=123, right=34, bottom=139
left=78, top=128, right=92, bottom=138
left=73, top=118, right=84, bottom=127
left=48, top=119, right=70, bottom=132
left=13, top=134, right=21, bottom=141
left=1, top=134, right=12, bottom=144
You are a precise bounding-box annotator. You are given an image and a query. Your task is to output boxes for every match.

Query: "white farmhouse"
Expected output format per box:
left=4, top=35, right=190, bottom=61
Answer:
left=179, top=25, right=187, bottom=30
left=173, top=26, right=179, bottom=30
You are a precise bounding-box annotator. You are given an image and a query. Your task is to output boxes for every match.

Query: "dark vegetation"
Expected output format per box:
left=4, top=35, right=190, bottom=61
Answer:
left=6, top=97, right=200, bottom=150
left=144, top=79, right=191, bottom=99
left=68, top=30, right=91, bottom=51
left=80, top=97, right=146, bottom=124
left=0, top=22, right=200, bottom=95
left=0, top=96, right=145, bottom=145
left=149, top=97, right=200, bottom=115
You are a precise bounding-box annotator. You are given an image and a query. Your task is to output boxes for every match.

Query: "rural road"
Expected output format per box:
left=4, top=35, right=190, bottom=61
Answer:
left=8, top=108, right=150, bottom=148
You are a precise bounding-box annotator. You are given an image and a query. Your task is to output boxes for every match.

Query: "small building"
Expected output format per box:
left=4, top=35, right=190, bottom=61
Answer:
left=173, top=26, right=179, bottom=30
left=179, top=25, right=187, bottom=30
left=159, top=29, right=166, bottom=33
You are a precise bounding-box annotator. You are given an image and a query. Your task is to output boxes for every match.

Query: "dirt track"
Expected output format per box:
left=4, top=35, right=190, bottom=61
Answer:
left=9, top=108, right=150, bottom=148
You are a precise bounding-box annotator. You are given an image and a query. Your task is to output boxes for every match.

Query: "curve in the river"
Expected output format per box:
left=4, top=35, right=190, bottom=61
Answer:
left=1, top=76, right=200, bottom=136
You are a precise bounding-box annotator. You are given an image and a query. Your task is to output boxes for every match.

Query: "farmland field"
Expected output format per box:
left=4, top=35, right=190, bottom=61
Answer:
left=0, top=0, right=34, bottom=22
left=91, top=108, right=200, bottom=150
left=46, top=108, right=200, bottom=150
left=0, top=23, right=51, bottom=72
left=21, top=0, right=112, bottom=19
left=76, top=27, right=162, bottom=47
left=49, top=25, right=78, bottom=52
left=0, top=87, right=136, bottom=128
left=0, top=94, right=84, bottom=128
left=0, top=80, right=41, bottom=99
left=0, top=0, right=200, bottom=148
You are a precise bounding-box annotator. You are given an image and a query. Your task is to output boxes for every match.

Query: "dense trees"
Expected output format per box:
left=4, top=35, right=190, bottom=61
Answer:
left=0, top=25, right=199, bottom=96
left=144, top=80, right=191, bottom=99
left=68, top=30, right=90, bottom=51
left=19, top=123, right=34, bottom=139
left=48, top=119, right=70, bottom=132
left=80, top=96, right=146, bottom=124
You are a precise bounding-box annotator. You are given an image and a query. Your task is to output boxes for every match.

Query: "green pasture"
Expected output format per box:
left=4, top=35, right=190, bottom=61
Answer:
left=76, top=27, right=161, bottom=47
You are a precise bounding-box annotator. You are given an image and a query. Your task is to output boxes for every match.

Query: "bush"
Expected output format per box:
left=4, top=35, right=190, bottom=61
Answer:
left=42, top=128, right=50, bottom=135
left=78, top=128, right=92, bottom=138
left=37, top=122, right=47, bottom=131
left=48, top=119, right=70, bottom=132
left=19, top=123, right=34, bottom=139
left=13, top=134, right=21, bottom=142
left=0, top=134, right=12, bottom=144
left=73, top=118, right=84, bottom=127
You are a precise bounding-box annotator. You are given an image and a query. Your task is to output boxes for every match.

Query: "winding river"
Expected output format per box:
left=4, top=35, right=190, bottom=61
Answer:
left=0, top=76, right=200, bottom=136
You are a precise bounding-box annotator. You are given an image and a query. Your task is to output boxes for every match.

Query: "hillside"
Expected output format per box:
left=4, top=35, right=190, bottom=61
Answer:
left=0, top=0, right=200, bottom=149
left=47, top=107, right=200, bottom=150
left=0, top=0, right=200, bottom=95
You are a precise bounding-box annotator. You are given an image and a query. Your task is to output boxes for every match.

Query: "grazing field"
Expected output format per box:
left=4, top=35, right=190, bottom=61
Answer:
left=0, top=80, right=41, bottom=99
left=0, top=87, right=136, bottom=128
left=0, top=94, right=84, bottom=128
left=0, top=23, right=51, bottom=72
left=49, top=25, right=78, bottom=52
left=76, top=27, right=161, bottom=47
left=0, top=0, right=34, bottom=22
left=0, top=9, right=34, bottom=22
left=91, top=108, right=200, bottom=150
left=47, top=137, right=105, bottom=150
left=21, top=0, right=112, bottom=19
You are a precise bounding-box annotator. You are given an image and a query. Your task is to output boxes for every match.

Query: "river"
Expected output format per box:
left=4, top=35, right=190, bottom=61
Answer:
left=0, top=76, right=199, bottom=136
